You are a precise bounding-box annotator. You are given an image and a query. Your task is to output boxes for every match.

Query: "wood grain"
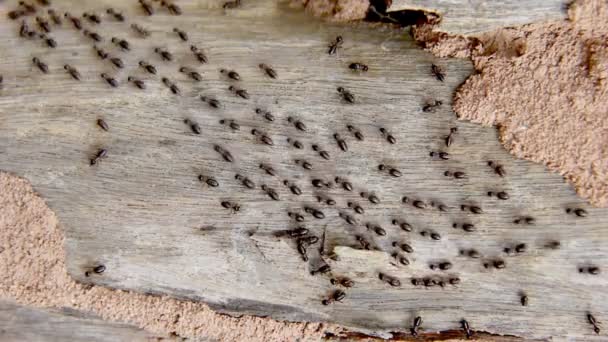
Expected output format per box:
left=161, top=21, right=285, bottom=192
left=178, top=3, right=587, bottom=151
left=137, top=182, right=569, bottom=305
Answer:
left=0, top=300, right=170, bottom=342
left=0, top=0, right=606, bottom=340
left=388, top=0, right=567, bottom=35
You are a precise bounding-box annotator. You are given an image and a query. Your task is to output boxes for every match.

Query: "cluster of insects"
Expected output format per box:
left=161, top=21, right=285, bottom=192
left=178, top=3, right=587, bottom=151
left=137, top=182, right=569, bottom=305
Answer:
left=4, top=0, right=603, bottom=339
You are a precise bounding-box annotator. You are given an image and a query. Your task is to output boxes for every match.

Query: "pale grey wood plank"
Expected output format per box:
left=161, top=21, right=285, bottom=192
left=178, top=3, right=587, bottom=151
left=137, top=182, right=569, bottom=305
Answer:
left=0, top=0, right=606, bottom=340
left=388, top=0, right=567, bottom=35
left=0, top=300, right=171, bottom=342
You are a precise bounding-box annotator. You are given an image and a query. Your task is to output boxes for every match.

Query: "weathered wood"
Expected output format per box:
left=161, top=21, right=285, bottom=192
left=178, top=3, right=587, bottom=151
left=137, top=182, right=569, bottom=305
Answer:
left=388, top=0, right=567, bottom=35
left=0, top=0, right=606, bottom=340
left=0, top=300, right=168, bottom=342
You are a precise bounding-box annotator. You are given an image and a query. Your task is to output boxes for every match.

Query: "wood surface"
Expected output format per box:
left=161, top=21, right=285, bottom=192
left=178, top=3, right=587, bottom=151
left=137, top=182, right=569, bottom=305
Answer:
left=0, top=300, right=170, bottom=342
left=0, top=0, right=607, bottom=340
left=388, top=0, right=567, bottom=35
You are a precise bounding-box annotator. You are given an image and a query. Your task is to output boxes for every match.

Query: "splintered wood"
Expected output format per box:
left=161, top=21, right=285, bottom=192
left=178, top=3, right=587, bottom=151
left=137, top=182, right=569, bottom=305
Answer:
left=0, top=0, right=606, bottom=340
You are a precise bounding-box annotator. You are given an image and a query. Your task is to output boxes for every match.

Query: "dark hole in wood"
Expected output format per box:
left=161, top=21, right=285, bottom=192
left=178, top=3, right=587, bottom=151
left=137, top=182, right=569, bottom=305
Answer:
left=366, top=0, right=440, bottom=27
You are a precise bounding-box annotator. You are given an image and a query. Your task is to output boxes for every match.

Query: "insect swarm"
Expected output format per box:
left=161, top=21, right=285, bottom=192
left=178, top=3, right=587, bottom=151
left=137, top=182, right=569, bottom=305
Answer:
left=5, top=8, right=605, bottom=341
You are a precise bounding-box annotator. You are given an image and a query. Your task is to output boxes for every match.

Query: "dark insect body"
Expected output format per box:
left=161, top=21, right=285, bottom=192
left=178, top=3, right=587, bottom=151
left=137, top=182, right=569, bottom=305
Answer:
left=223, top=0, right=241, bottom=9
left=191, top=45, right=208, bottom=63
left=259, top=63, right=277, bottom=78
left=431, top=64, right=445, bottom=81
left=328, top=35, right=343, bottom=55
left=173, top=27, right=188, bottom=41
left=423, top=100, right=442, bottom=112
left=127, top=76, right=145, bottom=89
left=349, top=62, right=368, bottom=72
left=64, top=64, right=80, bottom=80
left=32, top=57, right=48, bottom=73
left=131, top=23, right=150, bottom=37
left=337, top=86, right=354, bottom=103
